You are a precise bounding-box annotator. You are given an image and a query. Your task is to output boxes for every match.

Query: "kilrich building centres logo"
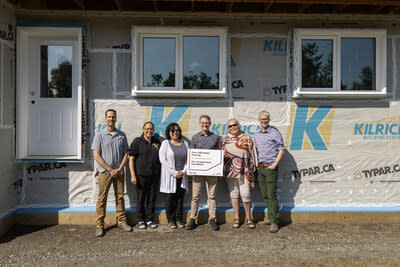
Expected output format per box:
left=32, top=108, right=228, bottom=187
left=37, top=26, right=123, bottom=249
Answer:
left=231, top=38, right=287, bottom=67
left=145, top=105, right=261, bottom=137
left=286, top=105, right=335, bottom=150
left=263, top=39, right=287, bottom=56
left=353, top=116, right=400, bottom=140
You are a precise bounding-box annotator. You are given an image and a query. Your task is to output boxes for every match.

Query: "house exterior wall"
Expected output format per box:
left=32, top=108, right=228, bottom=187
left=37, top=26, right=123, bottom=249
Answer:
left=0, top=1, right=17, bottom=236
left=8, top=12, right=400, bottom=226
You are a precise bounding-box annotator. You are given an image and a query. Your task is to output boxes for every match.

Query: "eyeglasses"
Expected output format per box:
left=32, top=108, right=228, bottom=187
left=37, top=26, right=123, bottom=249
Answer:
left=200, top=122, right=210, bottom=125
left=228, top=124, right=238, bottom=128
left=144, top=128, right=154, bottom=131
left=170, top=129, right=181, bottom=133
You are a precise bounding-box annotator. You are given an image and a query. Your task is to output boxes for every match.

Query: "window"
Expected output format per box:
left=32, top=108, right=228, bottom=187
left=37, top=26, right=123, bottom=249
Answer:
left=293, top=29, right=386, bottom=98
left=132, top=26, right=227, bottom=97
left=40, top=45, right=73, bottom=98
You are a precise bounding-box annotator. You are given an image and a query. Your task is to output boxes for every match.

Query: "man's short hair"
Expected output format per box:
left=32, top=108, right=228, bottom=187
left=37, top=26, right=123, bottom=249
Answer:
left=105, top=109, right=117, bottom=117
left=258, top=110, right=270, bottom=119
left=199, top=114, right=211, bottom=122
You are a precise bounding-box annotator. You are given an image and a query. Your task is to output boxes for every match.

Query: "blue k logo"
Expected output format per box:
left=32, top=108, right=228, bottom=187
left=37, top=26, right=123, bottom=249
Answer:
left=147, top=105, right=191, bottom=138
left=286, top=105, right=335, bottom=150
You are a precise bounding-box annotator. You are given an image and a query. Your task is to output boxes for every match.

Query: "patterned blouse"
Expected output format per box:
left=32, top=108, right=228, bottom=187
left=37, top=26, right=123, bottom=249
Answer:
left=220, top=133, right=258, bottom=182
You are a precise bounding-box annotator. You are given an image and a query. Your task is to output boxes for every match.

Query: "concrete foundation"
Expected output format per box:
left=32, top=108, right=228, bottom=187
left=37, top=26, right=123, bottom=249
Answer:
left=10, top=211, right=400, bottom=227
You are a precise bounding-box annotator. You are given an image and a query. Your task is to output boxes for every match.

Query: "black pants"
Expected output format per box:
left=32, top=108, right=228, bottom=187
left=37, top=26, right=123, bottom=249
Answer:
left=136, top=175, right=158, bottom=222
left=164, top=178, right=185, bottom=223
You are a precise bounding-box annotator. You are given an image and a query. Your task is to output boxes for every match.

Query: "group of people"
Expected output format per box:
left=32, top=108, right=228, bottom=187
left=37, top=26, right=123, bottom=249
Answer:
left=92, top=109, right=285, bottom=237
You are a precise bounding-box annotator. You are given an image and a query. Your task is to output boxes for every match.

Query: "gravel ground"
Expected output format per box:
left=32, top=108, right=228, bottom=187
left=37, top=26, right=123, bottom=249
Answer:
left=1, top=223, right=400, bottom=266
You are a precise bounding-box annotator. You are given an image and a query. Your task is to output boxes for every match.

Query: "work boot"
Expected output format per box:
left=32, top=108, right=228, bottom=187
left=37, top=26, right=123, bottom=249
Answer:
left=95, top=228, right=104, bottom=237
left=186, top=218, right=196, bottom=230
left=118, top=223, right=133, bottom=232
left=209, top=218, right=219, bottom=230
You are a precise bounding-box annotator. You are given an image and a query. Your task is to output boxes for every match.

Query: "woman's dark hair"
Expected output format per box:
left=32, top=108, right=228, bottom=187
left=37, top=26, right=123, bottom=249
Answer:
left=165, top=123, right=182, bottom=140
left=142, top=121, right=154, bottom=129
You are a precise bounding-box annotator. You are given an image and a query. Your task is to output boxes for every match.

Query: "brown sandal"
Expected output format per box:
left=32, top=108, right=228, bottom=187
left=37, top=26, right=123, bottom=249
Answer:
left=246, top=218, right=256, bottom=229
left=232, top=218, right=240, bottom=228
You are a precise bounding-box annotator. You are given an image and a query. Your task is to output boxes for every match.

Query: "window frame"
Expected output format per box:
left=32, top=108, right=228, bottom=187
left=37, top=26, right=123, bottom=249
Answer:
left=132, top=26, right=228, bottom=97
left=293, top=28, right=386, bottom=98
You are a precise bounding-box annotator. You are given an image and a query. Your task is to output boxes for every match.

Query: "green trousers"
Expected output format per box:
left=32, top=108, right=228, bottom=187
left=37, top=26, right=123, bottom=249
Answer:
left=257, top=166, right=279, bottom=224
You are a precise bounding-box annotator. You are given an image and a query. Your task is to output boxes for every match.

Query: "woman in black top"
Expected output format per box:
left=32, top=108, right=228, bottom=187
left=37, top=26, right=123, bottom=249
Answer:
left=128, top=121, right=161, bottom=230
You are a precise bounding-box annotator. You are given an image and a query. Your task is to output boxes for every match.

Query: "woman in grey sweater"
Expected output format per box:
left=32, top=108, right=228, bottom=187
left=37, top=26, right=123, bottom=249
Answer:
left=159, top=123, right=189, bottom=229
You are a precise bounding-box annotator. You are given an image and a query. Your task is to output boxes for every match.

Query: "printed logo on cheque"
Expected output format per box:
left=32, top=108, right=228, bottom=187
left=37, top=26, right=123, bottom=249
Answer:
left=286, top=105, right=335, bottom=151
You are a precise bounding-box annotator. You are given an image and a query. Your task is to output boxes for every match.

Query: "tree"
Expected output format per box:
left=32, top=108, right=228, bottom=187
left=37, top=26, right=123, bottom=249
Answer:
left=360, top=66, right=373, bottom=90
left=183, top=71, right=218, bottom=89
left=163, top=72, right=175, bottom=87
left=147, top=73, right=163, bottom=87
left=343, top=66, right=373, bottom=90
left=48, top=61, right=72, bottom=97
left=302, top=43, right=332, bottom=88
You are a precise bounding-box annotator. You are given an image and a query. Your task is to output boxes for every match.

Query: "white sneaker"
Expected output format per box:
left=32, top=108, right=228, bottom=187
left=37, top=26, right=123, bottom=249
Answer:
left=147, top=221, right=157, bottom=229
left=138, top=221, right=146, bottom=230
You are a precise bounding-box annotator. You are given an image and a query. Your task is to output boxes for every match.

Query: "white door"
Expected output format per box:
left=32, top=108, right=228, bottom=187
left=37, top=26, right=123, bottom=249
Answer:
left=17, top=27, right=82, bottom=160
left=28, top=40, right=78, bottom=156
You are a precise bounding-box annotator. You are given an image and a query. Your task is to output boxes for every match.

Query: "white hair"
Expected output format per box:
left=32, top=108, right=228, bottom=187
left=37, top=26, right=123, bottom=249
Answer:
left=227, top=118, right=241, bottom=133
left=227, top=118, right=240, bottom=126
left=258, top=110, right=271, bottom=119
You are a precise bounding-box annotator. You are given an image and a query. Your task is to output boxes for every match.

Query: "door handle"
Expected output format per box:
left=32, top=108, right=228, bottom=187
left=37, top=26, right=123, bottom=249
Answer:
left=31, top=100, right=35, bottom=104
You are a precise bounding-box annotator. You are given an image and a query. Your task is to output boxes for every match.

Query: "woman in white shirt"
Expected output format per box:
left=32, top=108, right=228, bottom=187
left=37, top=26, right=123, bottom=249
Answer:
left=159, top=123, right=189, bottom=229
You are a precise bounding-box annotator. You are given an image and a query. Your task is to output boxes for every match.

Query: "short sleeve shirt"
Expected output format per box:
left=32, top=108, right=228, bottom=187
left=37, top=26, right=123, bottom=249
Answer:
left=128, top=135, right=161, bottom=177
left=91, top=128, right=129, bottom=172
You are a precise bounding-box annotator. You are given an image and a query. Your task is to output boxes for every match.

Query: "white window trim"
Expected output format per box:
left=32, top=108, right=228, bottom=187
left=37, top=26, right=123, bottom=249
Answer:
left=132, top=26, right=228, bottom=97
left=293, top=28, right=387, bottom=99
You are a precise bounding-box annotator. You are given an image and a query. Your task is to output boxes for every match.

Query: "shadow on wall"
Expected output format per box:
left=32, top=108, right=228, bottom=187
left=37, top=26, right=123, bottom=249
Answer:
left=276, top=151, right=300, bottom=226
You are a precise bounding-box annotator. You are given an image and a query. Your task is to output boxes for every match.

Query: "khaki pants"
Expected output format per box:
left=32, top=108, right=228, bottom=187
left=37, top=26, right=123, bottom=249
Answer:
left=189, top=176, right=218, bottom=221
left=96, top=172, right=127, bottom=229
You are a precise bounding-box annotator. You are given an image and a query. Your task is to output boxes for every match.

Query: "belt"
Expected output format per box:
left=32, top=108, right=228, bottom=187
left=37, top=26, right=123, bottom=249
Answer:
left=258, top=163, right=271, bottom=167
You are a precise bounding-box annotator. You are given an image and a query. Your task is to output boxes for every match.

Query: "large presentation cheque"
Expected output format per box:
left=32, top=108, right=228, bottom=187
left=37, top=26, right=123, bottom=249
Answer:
left=187, top=149, right=224, bottom=177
